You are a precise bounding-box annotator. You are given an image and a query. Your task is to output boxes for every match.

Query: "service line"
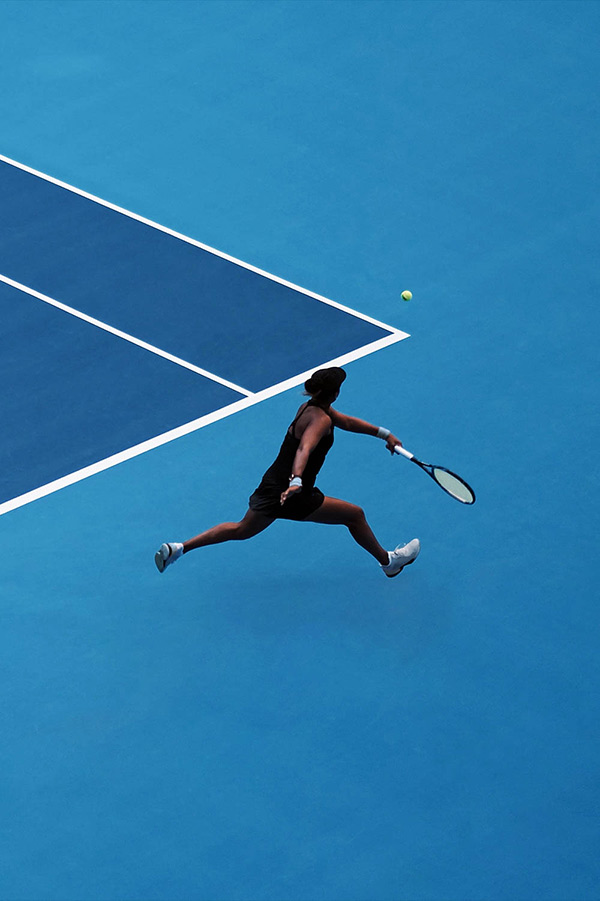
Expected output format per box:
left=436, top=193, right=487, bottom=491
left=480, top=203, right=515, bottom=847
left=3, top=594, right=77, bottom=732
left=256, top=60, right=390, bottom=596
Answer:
left=0, top=273, right=254, bottom=397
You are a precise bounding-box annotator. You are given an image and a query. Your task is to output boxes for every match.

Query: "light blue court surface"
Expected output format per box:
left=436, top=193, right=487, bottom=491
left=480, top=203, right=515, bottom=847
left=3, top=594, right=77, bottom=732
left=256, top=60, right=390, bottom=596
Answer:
left=1, top=2, right=599, bottom=901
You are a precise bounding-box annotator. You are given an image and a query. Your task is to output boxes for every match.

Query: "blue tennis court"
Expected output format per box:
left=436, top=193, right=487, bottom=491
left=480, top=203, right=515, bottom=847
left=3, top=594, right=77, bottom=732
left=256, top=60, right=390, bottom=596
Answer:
left=1, top=157, right=403, bottom=512
left=1, top=2, right=598, bottom=900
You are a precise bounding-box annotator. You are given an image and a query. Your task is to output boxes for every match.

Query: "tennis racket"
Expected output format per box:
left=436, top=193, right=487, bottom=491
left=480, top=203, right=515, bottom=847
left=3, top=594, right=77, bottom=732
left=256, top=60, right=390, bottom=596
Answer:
left=394, top=445, right=476, bottom=504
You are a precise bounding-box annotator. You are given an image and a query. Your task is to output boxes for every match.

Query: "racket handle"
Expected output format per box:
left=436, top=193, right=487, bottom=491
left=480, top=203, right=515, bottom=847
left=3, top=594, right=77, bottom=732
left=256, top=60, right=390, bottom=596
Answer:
left=394, top=445, right=414, bottom=460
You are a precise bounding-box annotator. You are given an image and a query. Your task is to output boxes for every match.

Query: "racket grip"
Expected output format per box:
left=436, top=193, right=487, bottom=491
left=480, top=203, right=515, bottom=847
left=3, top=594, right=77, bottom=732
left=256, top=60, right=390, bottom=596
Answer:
left=394, top=445, right=414, bottom=460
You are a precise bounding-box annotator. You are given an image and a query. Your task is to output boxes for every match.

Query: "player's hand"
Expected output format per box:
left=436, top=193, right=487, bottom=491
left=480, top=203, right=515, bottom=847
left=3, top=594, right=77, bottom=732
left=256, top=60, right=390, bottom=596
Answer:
left=386, top=435, right=401, bottom=455
left=280, top=484, right=302, bottom=505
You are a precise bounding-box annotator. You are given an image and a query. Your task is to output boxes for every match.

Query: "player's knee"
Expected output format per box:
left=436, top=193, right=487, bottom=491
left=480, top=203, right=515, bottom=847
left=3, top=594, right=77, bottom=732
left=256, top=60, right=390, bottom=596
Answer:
left=349, top=504, right=366, bottom=524
left=231, top=521, right=247, bottom=540
left=233, top=519, right=255, bottom=540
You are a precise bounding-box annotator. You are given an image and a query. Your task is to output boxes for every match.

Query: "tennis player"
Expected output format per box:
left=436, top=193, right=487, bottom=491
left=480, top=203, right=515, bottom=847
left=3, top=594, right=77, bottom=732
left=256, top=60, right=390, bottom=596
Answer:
left=155, top=367, right=420, bottom=577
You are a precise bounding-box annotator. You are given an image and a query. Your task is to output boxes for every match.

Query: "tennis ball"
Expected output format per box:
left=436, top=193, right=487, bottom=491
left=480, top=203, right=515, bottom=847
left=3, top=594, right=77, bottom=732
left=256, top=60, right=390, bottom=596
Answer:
left=401, top=290, right=412, bottom=301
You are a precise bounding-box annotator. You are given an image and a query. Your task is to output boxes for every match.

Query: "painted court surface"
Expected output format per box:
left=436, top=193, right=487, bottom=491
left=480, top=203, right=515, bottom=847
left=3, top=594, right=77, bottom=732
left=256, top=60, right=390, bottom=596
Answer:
left=1, top=157, right=404, bottom=512
left=1, top=2, right=598, bottom=900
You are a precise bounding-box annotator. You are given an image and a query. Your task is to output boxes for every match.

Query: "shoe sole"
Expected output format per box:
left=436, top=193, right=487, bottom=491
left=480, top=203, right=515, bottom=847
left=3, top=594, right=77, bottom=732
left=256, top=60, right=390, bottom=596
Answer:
left=384, top=549, right=420, bottom=578
left=155, top=545, right=170, bottom=573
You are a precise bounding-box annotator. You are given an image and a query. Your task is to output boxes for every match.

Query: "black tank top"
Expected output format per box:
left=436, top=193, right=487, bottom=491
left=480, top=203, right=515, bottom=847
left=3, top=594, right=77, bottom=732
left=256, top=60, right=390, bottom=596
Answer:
left=257, top=400, right=334, bottom=491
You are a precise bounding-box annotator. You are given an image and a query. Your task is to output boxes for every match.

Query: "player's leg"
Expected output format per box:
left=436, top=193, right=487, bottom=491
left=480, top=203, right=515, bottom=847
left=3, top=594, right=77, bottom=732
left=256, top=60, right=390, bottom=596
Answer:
left=304, top=497, right=420, bottom=576
left=155, top=509, right=275, bottom=572
left=304, top=497, right=389, bottom=564
left=183, top=508, right=275, bottom=553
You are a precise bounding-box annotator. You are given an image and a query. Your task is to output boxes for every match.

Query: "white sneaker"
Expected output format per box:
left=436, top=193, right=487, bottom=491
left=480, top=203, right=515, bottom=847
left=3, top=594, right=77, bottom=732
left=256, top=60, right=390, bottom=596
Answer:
left=155, top=542, right=184, bottom=573
left=381, top=539, right=420, bottom=578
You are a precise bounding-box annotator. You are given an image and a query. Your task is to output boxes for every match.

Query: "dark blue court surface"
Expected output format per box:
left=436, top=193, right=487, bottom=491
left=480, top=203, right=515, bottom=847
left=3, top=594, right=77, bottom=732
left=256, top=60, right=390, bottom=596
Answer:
left=0, top=160, right=395, bottom=393
left=1, top=159, right=402, bottom=508
left=1, top=1, right=598, bottom=900
left=0, top=279, right=242, bottom=504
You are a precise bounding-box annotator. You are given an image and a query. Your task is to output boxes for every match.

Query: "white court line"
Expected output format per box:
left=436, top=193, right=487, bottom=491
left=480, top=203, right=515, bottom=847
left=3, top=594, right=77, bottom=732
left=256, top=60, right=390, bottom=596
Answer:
left=0, top=332, right=406, bottom=518
left=0, top=153, right=406, bottom=338
left=0, top=153, right=409, bottom=517
left=0, top=274, right=254, bottom=398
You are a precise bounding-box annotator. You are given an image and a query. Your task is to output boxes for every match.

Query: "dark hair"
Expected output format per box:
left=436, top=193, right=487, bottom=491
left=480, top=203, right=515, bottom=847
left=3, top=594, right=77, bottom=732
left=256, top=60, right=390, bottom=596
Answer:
left=303, top=367, right=346, bottom=401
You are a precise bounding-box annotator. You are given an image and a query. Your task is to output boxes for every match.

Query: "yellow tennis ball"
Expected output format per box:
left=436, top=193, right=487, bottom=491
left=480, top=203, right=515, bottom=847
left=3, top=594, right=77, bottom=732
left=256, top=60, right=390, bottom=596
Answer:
left=401, top=290, right=412, bottom=301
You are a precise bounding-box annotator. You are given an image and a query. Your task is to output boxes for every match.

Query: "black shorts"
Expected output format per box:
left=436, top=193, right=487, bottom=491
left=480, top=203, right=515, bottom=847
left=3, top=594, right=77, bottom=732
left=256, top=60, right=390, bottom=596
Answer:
left=248, top=485, right=325, bottom=521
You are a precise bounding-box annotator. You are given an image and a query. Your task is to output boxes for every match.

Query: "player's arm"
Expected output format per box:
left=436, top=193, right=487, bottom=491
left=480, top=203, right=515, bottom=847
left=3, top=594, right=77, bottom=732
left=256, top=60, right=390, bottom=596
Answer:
left=329, top=408, right=401, bottom=455
left=280, top=414, right=331, bottom=504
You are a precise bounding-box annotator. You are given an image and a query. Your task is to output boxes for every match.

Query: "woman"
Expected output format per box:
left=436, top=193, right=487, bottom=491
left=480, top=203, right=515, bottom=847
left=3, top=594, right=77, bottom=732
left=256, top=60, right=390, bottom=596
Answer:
left=155, top=367, right=420, bottom=577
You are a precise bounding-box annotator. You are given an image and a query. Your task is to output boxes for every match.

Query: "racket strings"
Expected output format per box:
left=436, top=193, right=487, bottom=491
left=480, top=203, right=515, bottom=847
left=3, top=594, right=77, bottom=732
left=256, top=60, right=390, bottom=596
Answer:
left=432, top=467, right=475, bottom=504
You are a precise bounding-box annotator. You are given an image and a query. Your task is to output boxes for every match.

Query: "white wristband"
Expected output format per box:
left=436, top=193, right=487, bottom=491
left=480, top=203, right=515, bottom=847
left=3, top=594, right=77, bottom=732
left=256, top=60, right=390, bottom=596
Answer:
left=290, top=476, right=302, bottom=488
left=377, top=427, right=391, bottom=440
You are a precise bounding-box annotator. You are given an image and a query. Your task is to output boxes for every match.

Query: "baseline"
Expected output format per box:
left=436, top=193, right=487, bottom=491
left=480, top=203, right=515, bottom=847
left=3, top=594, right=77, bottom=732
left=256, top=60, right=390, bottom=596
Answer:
left=0, top=331, right=402, bottom=518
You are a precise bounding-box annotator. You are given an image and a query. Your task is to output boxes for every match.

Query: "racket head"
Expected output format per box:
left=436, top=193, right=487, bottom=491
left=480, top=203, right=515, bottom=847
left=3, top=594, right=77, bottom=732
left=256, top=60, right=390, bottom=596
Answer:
left=431, top=466, right=476, bottom=504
